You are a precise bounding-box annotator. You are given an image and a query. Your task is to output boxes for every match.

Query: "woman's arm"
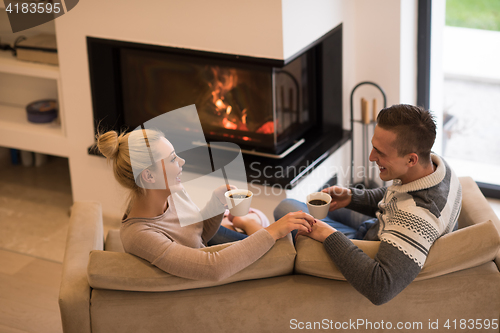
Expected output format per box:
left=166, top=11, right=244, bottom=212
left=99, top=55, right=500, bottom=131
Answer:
left=126, top=228, right=276, bottom=281
left=124, top=211, right=314, bottom=281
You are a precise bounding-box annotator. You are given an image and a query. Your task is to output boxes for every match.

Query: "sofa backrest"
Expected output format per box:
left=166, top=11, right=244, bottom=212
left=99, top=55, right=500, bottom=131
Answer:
left=458, top=177, right=500, bottom=268
left=295, top=219, right=500, bottom=281
left=88, top=233, right=296, bottom=292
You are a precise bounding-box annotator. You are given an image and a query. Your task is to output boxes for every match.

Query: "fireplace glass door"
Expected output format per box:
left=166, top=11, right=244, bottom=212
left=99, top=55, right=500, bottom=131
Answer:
left=119, top=47, right=314, bottom=154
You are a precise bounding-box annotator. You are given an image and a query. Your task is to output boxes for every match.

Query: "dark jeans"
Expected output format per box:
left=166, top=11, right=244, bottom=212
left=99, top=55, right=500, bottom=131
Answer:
left=207, top=198, right=377, bottom=246
left=207, top=225, right=248, bottom=246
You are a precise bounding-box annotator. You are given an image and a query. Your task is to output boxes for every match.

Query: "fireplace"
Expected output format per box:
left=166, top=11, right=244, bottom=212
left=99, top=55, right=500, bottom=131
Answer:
left=87, top=24, right=349, bottom=187
left=118, top=46, right=311, bottom=155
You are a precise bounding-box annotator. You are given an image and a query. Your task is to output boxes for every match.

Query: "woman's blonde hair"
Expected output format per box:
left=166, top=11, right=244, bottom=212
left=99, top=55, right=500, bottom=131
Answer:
left=96, top=128, right=165, bottom=200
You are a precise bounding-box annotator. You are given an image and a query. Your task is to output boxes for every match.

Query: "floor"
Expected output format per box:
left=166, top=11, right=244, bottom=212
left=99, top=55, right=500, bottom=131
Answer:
left=0, top=147, right=499, bottom=333
left=0, top=151, right=72, bottom=263
left=0, top=150, right=119, bottom=333
left=0, top=250, right=63, bottom=333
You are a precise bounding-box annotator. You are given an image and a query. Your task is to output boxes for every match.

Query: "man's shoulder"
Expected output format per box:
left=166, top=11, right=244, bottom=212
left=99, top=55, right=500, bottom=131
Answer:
left=405, top=155, right=461, bottom=219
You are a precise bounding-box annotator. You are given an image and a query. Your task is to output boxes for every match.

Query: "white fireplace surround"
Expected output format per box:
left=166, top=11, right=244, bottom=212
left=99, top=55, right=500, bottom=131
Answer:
left=48, top=0, right=424, bottom=218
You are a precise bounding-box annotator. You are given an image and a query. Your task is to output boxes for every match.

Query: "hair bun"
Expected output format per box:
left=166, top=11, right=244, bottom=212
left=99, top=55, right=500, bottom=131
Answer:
left=97, top=130, right=120, bottom=159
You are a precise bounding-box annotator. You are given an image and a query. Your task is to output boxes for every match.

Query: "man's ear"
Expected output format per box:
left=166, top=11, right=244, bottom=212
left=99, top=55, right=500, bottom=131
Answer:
left=141, top=169, right=156, bottom=184
left=407, top=153, right=419, bottom=167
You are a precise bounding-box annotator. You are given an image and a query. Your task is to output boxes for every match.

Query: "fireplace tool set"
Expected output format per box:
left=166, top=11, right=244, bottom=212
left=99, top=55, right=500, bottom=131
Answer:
left=350, top=81, right=386, bottom=189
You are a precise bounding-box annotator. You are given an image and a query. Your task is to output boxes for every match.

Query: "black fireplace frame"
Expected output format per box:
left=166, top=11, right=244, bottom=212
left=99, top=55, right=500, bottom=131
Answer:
left=87, top=24, right=349, bottom=187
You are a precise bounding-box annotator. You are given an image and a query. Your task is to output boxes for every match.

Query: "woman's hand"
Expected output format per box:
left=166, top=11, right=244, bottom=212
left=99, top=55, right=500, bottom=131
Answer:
left=321, top=186, right=352, bottom=211
left=265, top=211, right=316, bottom=241
left=296, top=220, right=337, bottom=243
left=213, top=184, right=236, bottom=205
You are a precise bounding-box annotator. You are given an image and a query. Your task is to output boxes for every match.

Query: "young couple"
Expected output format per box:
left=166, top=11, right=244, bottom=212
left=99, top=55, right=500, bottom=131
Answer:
left=97, top=104, right=461, bottom=305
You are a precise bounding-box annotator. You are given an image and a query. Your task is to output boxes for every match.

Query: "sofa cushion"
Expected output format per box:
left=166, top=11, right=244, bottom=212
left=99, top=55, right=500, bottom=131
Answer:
left=295, top=220, right=500, bottom=281
left=458, top=177, right=500, bottom=269
left=87, top=234, right=296, bottom=292
left=458, top=177, right=500, bottom=229
left=104, top=229, right=124, bottom=253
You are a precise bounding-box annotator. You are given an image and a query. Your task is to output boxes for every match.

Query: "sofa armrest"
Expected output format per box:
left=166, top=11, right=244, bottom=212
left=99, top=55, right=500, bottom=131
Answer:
left=59, top=201, right=104, bottom=333
left=458, top=177, right=500, bottom=269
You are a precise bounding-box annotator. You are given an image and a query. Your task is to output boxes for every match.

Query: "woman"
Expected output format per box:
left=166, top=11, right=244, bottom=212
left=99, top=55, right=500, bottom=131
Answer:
left=97, top=128, right=315, bottom=281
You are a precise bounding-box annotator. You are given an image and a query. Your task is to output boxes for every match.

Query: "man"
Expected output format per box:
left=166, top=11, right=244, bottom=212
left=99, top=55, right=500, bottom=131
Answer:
left=274, top=104, right=462, bottom=305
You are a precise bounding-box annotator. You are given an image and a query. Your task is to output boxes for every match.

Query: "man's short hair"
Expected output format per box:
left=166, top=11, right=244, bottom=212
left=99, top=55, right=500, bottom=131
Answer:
left=376, top=104, right=436, bottom=164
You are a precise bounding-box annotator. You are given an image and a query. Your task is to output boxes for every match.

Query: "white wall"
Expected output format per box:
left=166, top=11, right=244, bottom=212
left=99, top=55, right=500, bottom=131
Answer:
left=54, top=0, right=418, bottom=217
left=282, top=0, right=343, bottom=59
left=63, top=0, right=284, bottom=58
left=345, top=0, right=418, bottom=186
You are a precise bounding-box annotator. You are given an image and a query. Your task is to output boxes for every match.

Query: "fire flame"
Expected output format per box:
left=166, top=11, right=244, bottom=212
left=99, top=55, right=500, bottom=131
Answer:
left=256, top=121, right=274, bottom=134
left=210, top=67, right=237, bottom=114
left=208, top=67, right=273, bottom=138
left=222, top=118, right=237, bottom=130
left=215, top=99, right=225, bottom=110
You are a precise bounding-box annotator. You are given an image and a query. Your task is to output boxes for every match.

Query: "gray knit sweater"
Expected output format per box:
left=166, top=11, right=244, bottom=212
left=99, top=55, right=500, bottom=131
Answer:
left=324, top=154, right=462, bottom=305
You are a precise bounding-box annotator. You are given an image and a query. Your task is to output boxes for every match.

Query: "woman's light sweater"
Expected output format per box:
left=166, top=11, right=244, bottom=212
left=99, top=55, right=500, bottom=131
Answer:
left=120, top=189, right=276, bottom=281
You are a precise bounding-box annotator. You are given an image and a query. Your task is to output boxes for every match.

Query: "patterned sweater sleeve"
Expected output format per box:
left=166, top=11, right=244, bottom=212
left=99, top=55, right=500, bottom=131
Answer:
left=125, top=228, right=276, bottom=281
left=323, top=232, right=421, bottom=305
left=346, top=187, right=387, bottom=218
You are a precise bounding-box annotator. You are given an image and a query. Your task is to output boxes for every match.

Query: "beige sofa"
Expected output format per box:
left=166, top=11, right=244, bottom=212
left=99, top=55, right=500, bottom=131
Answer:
left=59, top=177, right=500, bottom=333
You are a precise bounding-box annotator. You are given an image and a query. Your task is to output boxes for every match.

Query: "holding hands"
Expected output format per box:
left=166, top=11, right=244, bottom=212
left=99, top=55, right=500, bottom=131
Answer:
left=296, top=220, right=337, bottom=243
left=295, top=186, right=351, bottom=243
left=266, top=211, right=316, bottom=241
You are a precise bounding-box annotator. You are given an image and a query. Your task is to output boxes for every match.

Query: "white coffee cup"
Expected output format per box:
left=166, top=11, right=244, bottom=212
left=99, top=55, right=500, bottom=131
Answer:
left=225, top=189, right=253, bottom=216
left=306, top=192, right=332, bottom=219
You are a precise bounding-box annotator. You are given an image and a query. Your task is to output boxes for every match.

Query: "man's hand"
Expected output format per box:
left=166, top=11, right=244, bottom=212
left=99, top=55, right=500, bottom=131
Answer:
left=296, top=220, right=337, bottom=243
left=321, top=186, right=352, bottom=211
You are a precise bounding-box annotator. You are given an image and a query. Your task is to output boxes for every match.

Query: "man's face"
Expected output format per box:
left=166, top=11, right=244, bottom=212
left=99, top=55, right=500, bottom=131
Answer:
left=369, top=125, right=411, bottom=183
